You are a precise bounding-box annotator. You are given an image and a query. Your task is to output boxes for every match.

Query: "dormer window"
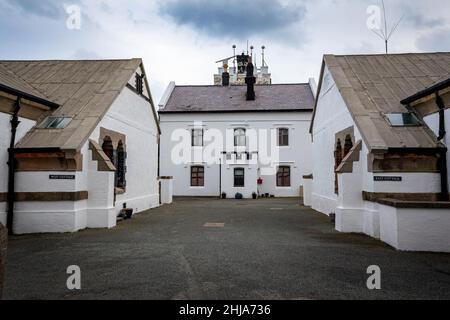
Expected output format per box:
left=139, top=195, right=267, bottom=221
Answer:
left=135, top=73, right=144, bottom=95
left=37, top=117, right=72, bottom=129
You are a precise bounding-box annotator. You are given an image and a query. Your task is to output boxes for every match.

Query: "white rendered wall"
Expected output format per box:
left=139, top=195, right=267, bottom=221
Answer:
left=159, top=112, right=313, bottom=198
left=3, top=79, right=160, bottom=234
left=160, top=179, right=173, bottom=204
left=311, top=65, right=364, bottom=215
left=379, top=204, right=450, bottom=253
left=0, top=113, right=36, bottom=226
left=311, top=65, right=442, bottom=241
left=90, top=86, right=160, bottom=215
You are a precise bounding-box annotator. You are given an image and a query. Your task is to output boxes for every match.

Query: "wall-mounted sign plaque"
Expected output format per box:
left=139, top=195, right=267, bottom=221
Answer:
left=49, top=175, right=75, bottom=180
left=374, top=176, right=402, bottom=182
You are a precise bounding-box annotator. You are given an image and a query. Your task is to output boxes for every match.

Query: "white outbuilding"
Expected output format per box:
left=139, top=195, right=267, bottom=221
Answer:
left=0, top=59, right=161, bottom=234
left=306, top=53, right=450, bottom=252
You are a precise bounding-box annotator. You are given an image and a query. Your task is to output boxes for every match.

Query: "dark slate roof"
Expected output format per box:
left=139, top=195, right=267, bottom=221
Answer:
left=159, top=84, right=315, bottom=113
left=0, top=59, right=145, bottom=151
left=311, top=53, right=450, bottom=151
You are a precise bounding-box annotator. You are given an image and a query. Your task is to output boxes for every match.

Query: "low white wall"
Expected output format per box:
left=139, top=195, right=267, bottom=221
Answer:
left=379, top=204, right=450, bottom=253
left=303, top=179, right=312, bottom=206
left=160, top=178, right=173, bottom=204
left=13, top=201, right=87, bottom=234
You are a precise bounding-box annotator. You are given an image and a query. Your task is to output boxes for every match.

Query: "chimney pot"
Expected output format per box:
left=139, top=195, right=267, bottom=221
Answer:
left=245, top=57, right=256, bottom=101
left=222, top=72, right=230, bottom=86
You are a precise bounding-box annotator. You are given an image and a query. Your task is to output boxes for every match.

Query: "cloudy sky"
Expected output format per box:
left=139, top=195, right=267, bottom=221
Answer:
left=0, top=0, right=449, bottom=103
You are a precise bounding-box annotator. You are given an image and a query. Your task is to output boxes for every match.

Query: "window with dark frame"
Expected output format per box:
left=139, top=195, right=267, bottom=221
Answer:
left=234, top=128, right=246, bottom=147
left=191, top=166, right=204, bottom=187
left=278, top=128, right=289, bottom=146
left=135, top=73, right=144, bottom=95
left=116, top=141, right=127, bottom=189
left=334, top=139, right=343, bottom=194
left=191, top=129, right=204, bottom=147
left=277, top=166, right=291, bottom=187
left=234, top=168, right=245, bottom=187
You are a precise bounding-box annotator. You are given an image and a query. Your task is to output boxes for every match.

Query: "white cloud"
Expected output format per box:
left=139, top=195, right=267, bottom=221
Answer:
left=0, top=0, right=449, bottom=103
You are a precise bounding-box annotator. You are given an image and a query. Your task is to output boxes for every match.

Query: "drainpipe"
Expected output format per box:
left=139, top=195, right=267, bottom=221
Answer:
left=436, top=93, right=449, bottom=201
left=6, top=98, right=21, bottom=235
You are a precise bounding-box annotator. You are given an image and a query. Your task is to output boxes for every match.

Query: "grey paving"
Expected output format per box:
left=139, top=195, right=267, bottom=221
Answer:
left=3, top=198, right=450, bottom=300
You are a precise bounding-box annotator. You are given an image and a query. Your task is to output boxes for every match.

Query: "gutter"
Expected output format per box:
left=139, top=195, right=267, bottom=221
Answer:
left=0, top=83, right=59, bottom=109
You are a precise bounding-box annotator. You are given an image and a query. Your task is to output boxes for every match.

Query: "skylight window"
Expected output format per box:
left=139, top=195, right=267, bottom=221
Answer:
left=38, top=117, right=72, bottom=129
left=385, top=113, right=421, bottom=127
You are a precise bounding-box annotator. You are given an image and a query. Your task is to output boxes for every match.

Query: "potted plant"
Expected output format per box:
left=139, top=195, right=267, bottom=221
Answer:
left=235, top=193, right=243, bottom=200
left=252, top=192, right=258, bottom=200
left=221, top=192, right=227, bottom=199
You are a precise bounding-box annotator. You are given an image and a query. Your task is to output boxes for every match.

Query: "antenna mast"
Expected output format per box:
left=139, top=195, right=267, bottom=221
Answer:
left=371, top=0, right=404, bottom=54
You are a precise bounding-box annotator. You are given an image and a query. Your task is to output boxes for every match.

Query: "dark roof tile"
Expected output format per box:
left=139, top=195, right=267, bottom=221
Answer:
left=160, top=83, right=314, bottom=113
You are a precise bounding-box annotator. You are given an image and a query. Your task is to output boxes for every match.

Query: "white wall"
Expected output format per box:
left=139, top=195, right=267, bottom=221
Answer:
left=379, top=204, right=450, bottom=253
left=0, top=113, right=36, bottom=226
left=159, top=112, right=312, bottom=198
left=311, top=65, right=364, bottom=215
left=2, top=79, right=160, bottom=234
left=90, top=86, right=160, bottom=215
left=311, top=64, right=443, bottom=245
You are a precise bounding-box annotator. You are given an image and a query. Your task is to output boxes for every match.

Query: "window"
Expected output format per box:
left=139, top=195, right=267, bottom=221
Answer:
left=234, top=168, right=245, bottom=187
left=334, top=139, right=343, bottom=194
left=135, top=73, right=144, bottom=95
left=38, top=117, right=72, bottom=129
left=191, top=129, right=204, bottom=147
left=277, top=166, right=291, bottom=187
left=191, top=166, right=204, bottom=187
left=278, top=128, right=289, bottom=146
left=116, top=141, right=127, bottom=189
left=344, top=135, right=353, bottom=157
left=234, top=128, right=246, bottom=147
left=102, top=136, right=114, bottom=162
left=385, top=113, right=421, bottom=127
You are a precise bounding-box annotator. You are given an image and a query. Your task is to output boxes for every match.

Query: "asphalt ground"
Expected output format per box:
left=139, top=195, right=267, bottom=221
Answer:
left=3, top=197, right=450, bottom=300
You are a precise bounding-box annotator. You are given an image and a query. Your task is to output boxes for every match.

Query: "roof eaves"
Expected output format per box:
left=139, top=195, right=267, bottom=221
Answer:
left=0, top=82, right=59, bottom=109
left=401, top=77, right=450, bottom=105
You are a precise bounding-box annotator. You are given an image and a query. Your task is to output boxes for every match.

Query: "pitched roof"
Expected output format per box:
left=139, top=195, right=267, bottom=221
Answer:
left=311, top=53, right=450, bottom=151
left=0, top=64, right=58, bottom=108
left=159, top=83, right=315, bottom=113
left=0, top=59, right=143, bottom=151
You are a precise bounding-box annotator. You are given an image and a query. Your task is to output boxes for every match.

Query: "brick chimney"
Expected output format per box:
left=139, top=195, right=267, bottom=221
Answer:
left=222, top=64, right=230, bottom=86
left=245, top=57, right=256, bottom=101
